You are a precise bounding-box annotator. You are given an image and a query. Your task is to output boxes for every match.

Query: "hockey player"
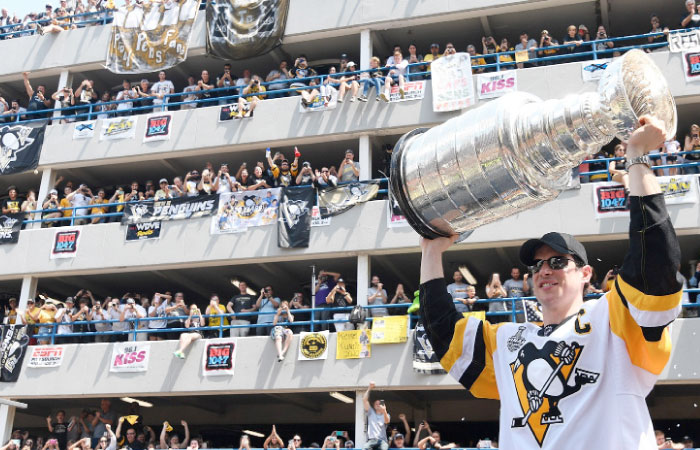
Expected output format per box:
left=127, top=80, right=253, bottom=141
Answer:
left=419, top=115, right=682, bottom=450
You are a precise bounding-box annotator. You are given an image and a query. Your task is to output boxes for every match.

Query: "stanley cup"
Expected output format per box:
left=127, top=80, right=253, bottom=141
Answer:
left=389, top=49, right=677, bottom=240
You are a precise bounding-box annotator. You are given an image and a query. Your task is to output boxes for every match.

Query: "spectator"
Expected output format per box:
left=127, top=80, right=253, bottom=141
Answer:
left=264, top=426, right=284, bottom=450
left=65, top=184, right=94, bottom=225
left=656, top=430, right=684, bottom=449
left=95, top=91, right=116, bottom=120
left=0, top=99, right=26, bottom=123
left=216, top=63, right=237, bottom=103
left=389, top=283, right=411, bottom=315
left=2, top=186, right=22, bottom=214
left=154, top=179, right=173, bottom=200
left=514, top=32, right=538, bottom=68
left=682, top=0, right=700, bottom=29
left=22, top=72, right=52, bottom=119
left=480, top=37, right=499, bottom=70
left=689, top=261, right=699, bottom=304
left=266, top=61, right=291, bottom=98
left=236, top=75, right=265, bottom=118
left=446, top=270, right=471, bottom=313
left=89, top=189, right=108, bottom=224
left=648, top=14, right=670, bottom=52
left=226, top=281, right=256, bottom=337
left=255, top=285, right=280, bottom=336
left=368, top=275, right=388, bottom=317
left=41, top=189, right=62, bottom=226
left=74, top=79, right=97, bottom=120
left=417, top=431, right=456, bottom=450
left=289, top=55, right=318, bottom=99
left=314, top=166, right=338, bottom=188
left=20, top=189, right=37, bottom=221
left=196, top=70, right=216, bottom=108
left=467, top=45, right=486, bottom=74
left=238, top=435, right=251, bottom=450
left=116, top=80, right=136, bottom=115
left=563, top=25, right=586, bottom=62
left=406, top=44, right=422, bottom=79
left=338, top=149, right=360, bottom=182
left=213, top=164, right=236, bottom=194
left=51, top=86, right=75, bottom=123
left=578, top=24, right=592, bottom=42
left=173, top=303, right=204, bottom=359
left=92, top=297, right=112, bottom=343
left=159, top=421, right=189, bottom=449
left=204, top=294, right=228, bottom=338
left=497, top=38, right=515, bottom=65
left=538, top=30, right=559, bottom=64
left=326, top=277, right=353, bottom=332
left=391, top=413, right=411, bottom=447
left=183, top=171, right=200, bottom=196
left=682, top=436, right=694, bottom=448
left=46, top=410, right=71, bottom=450
left=115, top=417, right=143, bottom=450
left=503, top=267, right=531, bottom=322
left=133, top=79, right=154, bottom=114
left=120, top=297, right=145, bottom=341
left=609, top=143, right=630, bottom=191
left=147, top=293, right=170, bottom=341
left=683, top=124, right=700, bottom=174
left=358, top=56, right=384, bottom=102
left=91, top=399, right=117, bottom=448
left=181, top=76, right=198, bottom=109
left=150, top=71, right=174, bottom=112
left=485, top=272, right=508, bottom=323
left=380, top=50, right=407, bottom=102
left=362, top=382, right=390, bottom=450
left=3, top=297, right=18, bottom=324
left=296, top=161, right=315, bottom=185
left=27, top=300, right=56, bottom=345
left=595, top=25, right=614, bottom=56
left=54, top=298, right=75, bottom=344
left=0, top=96, right=8, bottom=116
left=247, top=165, right=272, bottom=190
left=384, top=45, right=402, bottom=66
left=664, top=135, right=681, bottom=176
left=335, top=62, right=360, bottom=103
left=235, top=69, right=252, bottom=94
left=271, top=301, right=294, bottom=361
left=165, top=292, right=188, bottom=339
left=423, top=43, right=441, bottom=73
left=314, top=270, right=340, bottom=332
left=288, top=291, right=310, bottom=332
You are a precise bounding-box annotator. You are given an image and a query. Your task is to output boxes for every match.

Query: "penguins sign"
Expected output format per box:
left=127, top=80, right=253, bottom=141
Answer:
left=509, top=340, right=599, bottom=446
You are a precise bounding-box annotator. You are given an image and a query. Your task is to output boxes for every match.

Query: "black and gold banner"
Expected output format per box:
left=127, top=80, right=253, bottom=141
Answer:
left=318, top=181, right=380, bottom=218
left=206, top=0, right=289, bottom=60
left=106, top=0, right=200, bottom=74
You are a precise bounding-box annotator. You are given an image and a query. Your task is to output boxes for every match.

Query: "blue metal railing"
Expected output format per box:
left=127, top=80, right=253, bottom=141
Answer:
left=579, top=150, right=700, bottom=181
left=17, top=288, right=700, bottom=344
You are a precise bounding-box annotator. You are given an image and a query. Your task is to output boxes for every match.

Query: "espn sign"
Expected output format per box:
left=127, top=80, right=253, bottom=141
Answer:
left=27, top=346, right=65, bottom=368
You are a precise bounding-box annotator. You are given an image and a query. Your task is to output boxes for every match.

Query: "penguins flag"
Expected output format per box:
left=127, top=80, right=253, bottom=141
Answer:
left=278, top=186, right=314, bottom=248
left=0, top=124, right=45, bottom=175
left=317, top=180, right=380, bottom=218
left=412, top=320, right=446, bottom=374
left=0, top=325, right=29, bottom=382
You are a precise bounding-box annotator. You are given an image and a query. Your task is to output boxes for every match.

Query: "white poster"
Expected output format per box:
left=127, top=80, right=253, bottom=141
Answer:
left=431, top=53, right=475, bottom=111
left=477, top=70, right=518, bottom=99
left=27, top=346, right=65, bottom=368
left=682, top=51, right=700, bottom=83
left=387, top=80, right=425, bottom=103
left=580, top=59, right=612, bottom=82
left=100, top=116, right=138, bottom=141
left=298, top=86, right=339, bottom=113
left=50, top=229, right=81, bottom=259
left=210, top=188, right=281, bottom=234
left=298, top=330, right=329, bottom=361
left=72, top=120, right=96, bottom=140
left=592, top=181, right=629, bottom=219
left=143, top=113, right=173, bottom=142
left=202, top=338, right=237, bottom=376
left=668, top=29, right=700, bottom=53
left=310, top=206, right=331, bottom=227
left=658, top=175, right=699, bottom=205
left=110, top=342, right=150, bottom=372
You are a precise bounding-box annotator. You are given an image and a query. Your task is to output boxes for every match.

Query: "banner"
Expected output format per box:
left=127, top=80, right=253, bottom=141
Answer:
left=0, top=325, right=28, bottom=382
left=125, top=221, right=162, bottom=241
left=143, top=113, right=173, bottom=142
left=27, top=345, right=65, bottom=368
left=477, top=70, right=517, bottom=99
left=336, top=329, right=371, bottom=359
left=100, top=116, right=138, bottom=141
left=278, top=186, right=314, bottom=248
left=386, top=189, right=409, bottom=228
left=206, top=0, right=289, bottom=60
left=123, top=194, right=219, bottom=224
left=669, top=29, right=700, bottom=53
left=73, top=120, right=96, bottom=140
left=210, top=188, right=280, bottom=234
left=0, top=213, right=24, bottom=245
left=387, top=80, right=425, bottom=103
left=219, top=103, right=252, bottom=121
left=658, top=175, right=699, bottom=205
left=682, top=51, right=700, bottom=83
left=311, top=206, right=331, bottom=227
left=592, top=182, right=628, bottom=219
left=298, top=87, right=339, bottom=113
left=371, top=315, right=409, bottom=344
left=110, top=342, right=150, bottom=372
left=431, top=53, right=474, bottom=111
left=202, top=339, right=236, bottom=376
left=318, top=181, right=380, bottom=218
left=580, top=59, right=612, bottom=82
left=0, top=124, right=45, bottom=175
left=412, top=320, right=445, bottom=374
left=298, top=330, right=329, bottom=361
left=50, top=229, right=81, bottom=259
left=106, top=0, right=200, bottom=74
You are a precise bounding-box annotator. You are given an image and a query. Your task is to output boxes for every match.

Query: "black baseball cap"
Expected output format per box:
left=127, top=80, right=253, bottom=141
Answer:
left=520, top=232, right=588, bottom=266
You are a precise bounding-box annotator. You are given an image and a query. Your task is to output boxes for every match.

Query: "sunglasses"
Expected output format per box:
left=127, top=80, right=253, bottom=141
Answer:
left=531, top=256, right=577, bottom=273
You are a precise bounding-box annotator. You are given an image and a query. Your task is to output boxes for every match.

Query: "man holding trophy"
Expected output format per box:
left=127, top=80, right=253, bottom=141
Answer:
left=391, top=49, right=682, bottom=449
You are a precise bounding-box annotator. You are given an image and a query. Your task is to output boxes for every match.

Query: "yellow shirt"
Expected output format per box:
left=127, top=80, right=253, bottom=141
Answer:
left=498, top=46, right=515, bottom=63
left=423, top=54, right=441, bottom=71
left=472, top=54, right=487, bottom=73
left=91, top=198, right=108, bottom=215
left=60, top=198, right=72, bottom=217
left=207, top=304, right=229, bottom=327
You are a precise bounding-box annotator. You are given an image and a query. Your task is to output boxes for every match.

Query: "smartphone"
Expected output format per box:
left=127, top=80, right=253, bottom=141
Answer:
left=379, top=400, right=385, bottom=407
left=335, top=431, right=344, bottom=437
left=11, top=441, right=20, bottom=448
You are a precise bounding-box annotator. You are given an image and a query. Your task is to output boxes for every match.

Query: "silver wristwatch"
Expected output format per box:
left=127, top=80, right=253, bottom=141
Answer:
left=625, top=154, right=651, bottom=170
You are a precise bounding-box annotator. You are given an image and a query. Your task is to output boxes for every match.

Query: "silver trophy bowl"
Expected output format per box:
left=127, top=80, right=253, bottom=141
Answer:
left=390, top=49, right=676, bottom=240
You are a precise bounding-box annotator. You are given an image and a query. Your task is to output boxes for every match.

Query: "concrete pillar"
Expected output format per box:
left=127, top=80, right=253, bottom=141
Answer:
left=53, top=69, right=73, bottom=119
left=360, top=29, right=372, bottom=72
left=357, top=254, right=370, bottom=306
left=0, top=404, right=16, bottom=445
left=18, top=275, right=38, bottom=310
left=33, top=168, right=57, bottom=229
left=359, top=134, right=372, bottom=180
left=354, top=390, right=367, bottom=447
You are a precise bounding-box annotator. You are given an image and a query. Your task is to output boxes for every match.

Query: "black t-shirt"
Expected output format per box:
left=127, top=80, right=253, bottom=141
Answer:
left=217, top=72, right=237, bottom=99
left=275, top=171, right=294, bottom=187
left=297, top=172, right=314, bottom=185
left=248, top=175, right=267, bottom=189
left=27, top=92, right=47, bottom=111
left=51, top=422, right=68, bottom=449
left=682, top=14, right=700, bottom=29
left=134, top=96, right=153, bottom=110
left=331, top=291, right=349, bottom=308
left=2, top=198, right=22, bottom=213
left=230, top=294, right=255, bottom=314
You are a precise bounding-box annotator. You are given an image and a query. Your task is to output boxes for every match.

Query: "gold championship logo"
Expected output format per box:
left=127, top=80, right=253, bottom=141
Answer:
left=300, top=333, right=327, bottom=359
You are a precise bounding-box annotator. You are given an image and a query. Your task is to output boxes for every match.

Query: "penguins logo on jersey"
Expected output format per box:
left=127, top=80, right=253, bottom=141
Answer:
left=510, top=340, right=599, bottom=446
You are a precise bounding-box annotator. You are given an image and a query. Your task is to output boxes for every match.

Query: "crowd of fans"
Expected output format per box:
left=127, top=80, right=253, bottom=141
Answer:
left=0, top=0, right=109, bottom=38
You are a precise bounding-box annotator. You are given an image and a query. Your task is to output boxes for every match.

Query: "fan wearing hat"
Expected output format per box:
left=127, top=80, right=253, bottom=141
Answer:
left=417, top=116, right=683, bottom=450
left=325, top=277, right=354, bottom=332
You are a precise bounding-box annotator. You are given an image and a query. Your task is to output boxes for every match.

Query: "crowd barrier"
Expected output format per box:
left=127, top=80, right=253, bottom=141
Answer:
left=0, top=27, right=683, bottom=125
left=18, top=289, right=700, bottom=344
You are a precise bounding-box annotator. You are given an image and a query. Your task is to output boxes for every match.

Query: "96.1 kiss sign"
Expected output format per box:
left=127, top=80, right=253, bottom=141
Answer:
left=202, top=339, right=236, bottom=376
left=110, top=342, right=150, bottom=372
left=143, top=113, right=173, bottom=142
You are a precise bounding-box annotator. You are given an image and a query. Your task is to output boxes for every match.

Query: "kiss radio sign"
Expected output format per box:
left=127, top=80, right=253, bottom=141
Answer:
left=477, top=70, right=518, bottom=99
left=110, top=342, right=150, bottom=373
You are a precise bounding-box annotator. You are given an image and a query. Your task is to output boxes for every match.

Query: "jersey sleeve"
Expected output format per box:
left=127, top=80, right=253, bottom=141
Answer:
left=420, top=278, right=500, bottom=399
left=607, top=194, right=683, bottom=375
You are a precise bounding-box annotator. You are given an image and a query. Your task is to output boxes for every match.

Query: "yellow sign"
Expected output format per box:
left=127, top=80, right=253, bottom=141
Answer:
left=462, top=311, right=486, bottom=321
left=371, top=315, right=409, bottom=344
left=515, top=50, right=529, bottom=63
left=336, top=329, right=372, bottom=359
